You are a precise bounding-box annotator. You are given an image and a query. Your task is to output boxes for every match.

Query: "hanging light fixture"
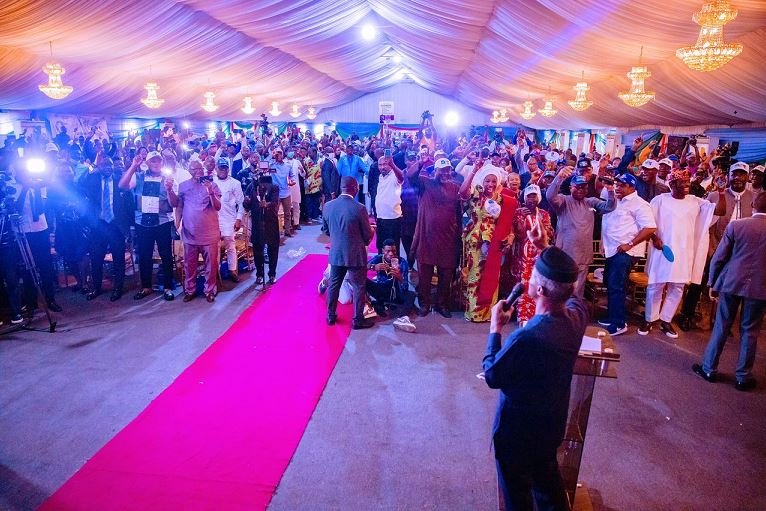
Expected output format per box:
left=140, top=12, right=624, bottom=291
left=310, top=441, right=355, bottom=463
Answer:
left=38, top=42, right=73, bottom=100
left=538, top=89, right=558, bottom=118
left=289, top=104, right=302, bottom=118
left=618, top=47, right=656, bottom=107
left=306, top=107, right=317, bottom=120
left=567, top=71, right=593, bottom=112
left=140, top=82, right=164, bottom=109
left=520, top=100, right=536, bottom=121
left=490, top=109, right=510, bottom=124
left=676, top=1, right=743, bottom=72
left=269, top=101, right=281, bottom=116
left=490, top=110, right=500, bottom=124
left=201, top=92, right=219, bottom=113
left=241, top=96, right=255, bottom=115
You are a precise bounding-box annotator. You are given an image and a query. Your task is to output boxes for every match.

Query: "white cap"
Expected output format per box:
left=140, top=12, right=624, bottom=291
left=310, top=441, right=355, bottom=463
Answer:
left=146, top=151, right=162, bottom=160
left=434, top=157, right=452, bottom=170
left=751, top=164, right=765, bottom=174
left=545, top=151, right=560, bottom=162
left=524, top=183, right=542, bottom=199
left=45, top=142, right=59, bottom=152
left=659, top=158, right=673, bottom=167
left=729, top=161, right=749, bottom=174
left=641, top=159, right=659, bottom=170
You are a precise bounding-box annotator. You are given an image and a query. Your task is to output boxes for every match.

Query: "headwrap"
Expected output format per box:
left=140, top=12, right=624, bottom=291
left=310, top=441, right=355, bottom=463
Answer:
left=667, top=168, right=691, bottom=184
left=471, top=164, right=504, bottom=195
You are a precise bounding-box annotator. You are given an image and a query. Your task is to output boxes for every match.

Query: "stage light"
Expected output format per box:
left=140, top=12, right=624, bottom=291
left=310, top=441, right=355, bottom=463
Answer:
left=444, top=111, right=459, bottom=127
left=26, top=158, right=46, bottom=174
left=392, top=54, right=402, bottom=64
left=183, top=121, right=190, bottom=129
left=361, top=24, right=377, bottom=41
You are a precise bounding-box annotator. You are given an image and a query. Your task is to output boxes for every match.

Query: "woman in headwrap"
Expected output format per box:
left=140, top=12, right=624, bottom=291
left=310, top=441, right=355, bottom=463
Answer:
left=458, top=164, right=515, bottom=322
left=510, top=184, right=555, bottom=325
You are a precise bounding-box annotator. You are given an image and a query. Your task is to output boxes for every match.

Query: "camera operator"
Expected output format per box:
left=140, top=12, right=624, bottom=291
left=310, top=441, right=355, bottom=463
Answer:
left=0, top=182, right=23, bottom=324
left=244, top=167, right=280, bottom=285
left=170, top=159, right=221, bottom=303
left=12, top=158, right=63, bottom=312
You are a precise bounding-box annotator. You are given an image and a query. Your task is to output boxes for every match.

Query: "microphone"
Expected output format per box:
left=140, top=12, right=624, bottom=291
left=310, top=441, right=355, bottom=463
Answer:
left=502, top=283, right=526, bottom=312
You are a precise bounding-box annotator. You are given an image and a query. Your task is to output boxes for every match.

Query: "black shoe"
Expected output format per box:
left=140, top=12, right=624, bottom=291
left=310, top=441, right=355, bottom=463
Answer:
left=433, top=307, right=451, bottom=319
left=183, top=293, right=196, bottom=303
left=10, top=313, right=23, bottom=325
left=415, top=305, right=430, bottom=317
left=327, top=315, right=337, bottom=326
left=134, top=289, right=152, bottom=300
left=637, top=320, right=651, bottom=336
left=86, top=290, right=102, bottom=301
left=46, top=300, right=63, bottom=313
left=205, top=293, right=215, bottom=303
left=352, top=318, right=375, bottom=330
left=659, top=321, right=678, bottom=339
left=163, top=290, right=175, bottom=301
left=373, top=305, right=388, bottom=318
left=692, top=363, right=717, bottom=383
left=109, top=290, right=123, bottom=302
left=256, top=276, right=264, bottom=285
left=229, top=273, right=240, bottom=283
left=677, top=315, right=695, bottom=332
left=268, top=276, right=276, bottom=285
left=735, top=379, right=756, bottom=392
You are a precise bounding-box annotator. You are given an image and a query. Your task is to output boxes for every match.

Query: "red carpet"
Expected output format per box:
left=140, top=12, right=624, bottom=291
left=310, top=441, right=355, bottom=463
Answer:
left=40, top=254, right=351, bottom=511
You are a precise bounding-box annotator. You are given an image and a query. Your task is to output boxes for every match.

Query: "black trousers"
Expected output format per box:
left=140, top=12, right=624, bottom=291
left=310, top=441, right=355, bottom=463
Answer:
left=401, top=233, right=415, bottom=267
left=90, top=220, right=126, bottom=292
left=681, top=257, right=711, bottom=319
left=374, top=217, right=402, bottom=254
left=23, top=229, right=56, bottom=306
left=136, top=223, right=173, bottom=289
left=0, top=244, right=21, bottom=314
left=252, top=231, right=279, bottom=278
left=496, top=455, right=568, bottom=511
left=327, top=265, right=366, bottom=322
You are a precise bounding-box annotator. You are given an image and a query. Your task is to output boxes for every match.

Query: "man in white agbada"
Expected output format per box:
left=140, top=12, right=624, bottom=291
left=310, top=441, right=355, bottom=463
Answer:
left=213, top=159, right=245, bottom=282
left=640, top=168, right=726, bottom=338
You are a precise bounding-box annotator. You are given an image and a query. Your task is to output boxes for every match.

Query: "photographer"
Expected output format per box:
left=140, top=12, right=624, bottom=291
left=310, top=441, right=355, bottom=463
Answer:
left=418, top=111, right=437, bottom=152
left=366, top=239, right=414, bottom=318
left=13, top=158, right=63, bottom=312
left=244, top=169, right=280, bottom=285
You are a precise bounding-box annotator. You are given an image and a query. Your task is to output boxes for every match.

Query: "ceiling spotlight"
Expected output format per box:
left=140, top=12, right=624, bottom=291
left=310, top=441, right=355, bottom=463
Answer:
left=392, top=54, right=402, bottom=64
left=444, top=111, right=459, bottom=127
left=361, top=23, right=377, bottom=41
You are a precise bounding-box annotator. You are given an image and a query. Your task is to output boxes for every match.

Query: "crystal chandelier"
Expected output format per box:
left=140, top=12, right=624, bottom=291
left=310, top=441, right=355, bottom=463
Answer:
left=490, top=109, right=510, bottom=124
left=38, top=42, right=73, bottom=100
left=618, top=47, right=655, bottom=107
left=289, top=104, right=302, bottom=118
left=520, top=100, right=536, bottom=120
left=140, top=82, right=164, bottom=109
left=676, top=1, right=743, bottom=72
left=241, top=96, right=255, bottom=115
left=269, top=101, right=281, bottom=116
left=567, top=71, right=593, bottom=112
left=538, top=89, right=557, bottom=118
left=201, top=92, right=219, bottom=113
left=306, top=107, right=317, bottom=120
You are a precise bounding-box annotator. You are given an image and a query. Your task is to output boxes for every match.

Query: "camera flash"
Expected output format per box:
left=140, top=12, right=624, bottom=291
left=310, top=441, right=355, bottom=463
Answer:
left=26, top=158, right=46, bottom=174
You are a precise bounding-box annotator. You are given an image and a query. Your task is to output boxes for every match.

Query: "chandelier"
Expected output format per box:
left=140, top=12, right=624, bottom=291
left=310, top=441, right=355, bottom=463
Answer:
left=676, top=1, right=743, bottom=72
left=269, top=101, right=281, bottom=116
left=140, top=82, right=164, bottom=109
left=289, top=104, right=302, bottom=118
left=538, top=89, right=557, bottom=118
left=520, top=100, right=536, bottom=121
left=490, top=108, right=510, bottom=124
left=567, top=71, right=593, bottom=112
left=241, top=96, right=255, bottom=115
left=306, top=107, right=317, bottom=120
left=38, top=42, right=73, bottom=100
left=618, top=47, right=655, bottom=107
left=201, top=92, right=219, bottom=113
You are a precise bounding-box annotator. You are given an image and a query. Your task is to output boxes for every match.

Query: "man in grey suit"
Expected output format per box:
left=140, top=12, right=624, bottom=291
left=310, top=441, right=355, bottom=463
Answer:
left=323, top=176, right=375, bottom=329
left=693, top=192, right=766, bottom=391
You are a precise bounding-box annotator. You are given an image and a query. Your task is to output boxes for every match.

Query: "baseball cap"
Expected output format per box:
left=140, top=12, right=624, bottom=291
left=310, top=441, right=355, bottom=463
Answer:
left=576, top=158, right=592, bottom=170
left=543, top=170, right=556, bottom=177
left=751, top=164, right=765, bottom=174
left=523, top=184, right=541, bottom=199
left=615, top=173, right=638, bottom=187
left=571, top=175, right=588, bottom=186
left=146, top=151, right=162, bottom=160
left=729, top=161, right=749, bottom=174
left=668, top=154, right=679, bottom=161
left=45, top=142, right=59, bottom=152
left=272, top=146, right=284, bottom=154
left=659, top=158, right=673, bottom=167
left=641, top=159, right=659, bottom=170
left=217, top=157, right=230, bottom=167
left=434, top=157, right=453, bottom=170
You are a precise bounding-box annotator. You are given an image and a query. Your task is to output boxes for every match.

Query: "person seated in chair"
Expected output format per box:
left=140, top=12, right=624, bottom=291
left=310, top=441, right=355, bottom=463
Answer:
left=366, top=239, right=414, bottom=317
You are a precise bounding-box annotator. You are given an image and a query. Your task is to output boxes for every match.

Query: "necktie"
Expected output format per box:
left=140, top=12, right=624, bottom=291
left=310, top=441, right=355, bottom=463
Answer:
left=102, top=178, right=114, bottom=223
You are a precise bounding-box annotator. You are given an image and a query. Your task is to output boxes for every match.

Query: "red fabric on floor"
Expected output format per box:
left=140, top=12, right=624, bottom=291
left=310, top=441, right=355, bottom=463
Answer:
left=39, top=254, right=350, bottom=511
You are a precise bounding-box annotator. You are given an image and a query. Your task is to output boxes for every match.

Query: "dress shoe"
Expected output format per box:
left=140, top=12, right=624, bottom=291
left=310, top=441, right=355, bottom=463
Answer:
left=268, top=276, right=276, bottom=285
left=163, top=290, right=175, bottom=301
left=86, top=290, right=102, bottom=301
left=692, top=363, right=717, bottom=383
left=46, top=300, right=63, bottom=313
left=415, top=305, right=431, bottom=317
left=327, top=315, right=337, bottom=326
left=109, top=290, right=123, bottom=302
left=256, top=276, right=264, bottom=285
left=735, top=379, right=756, bottom=392
left=637, top=319, right=652, bottom=335
left=677, top=314, right=696, bottom=332
left=352, top=318, right=375, bottom=330
left=659, top=321, right=679, bottom=339
left=433, top=307, right=451, bottom=319
left=373, top=305, right=388, bottom=318
left=183, top=293, right=196, bottom=303
left=229, top=272, right=240, bottom=283
left=205, top=293, right=215, bottom=303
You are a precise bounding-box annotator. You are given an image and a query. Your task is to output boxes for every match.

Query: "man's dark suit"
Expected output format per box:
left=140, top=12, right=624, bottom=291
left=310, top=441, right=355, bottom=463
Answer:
left=322, top=193, right=373, bottom=322
left=701, top=214, right=766, bottom=383
left=79, top=171, right=131, bottom=293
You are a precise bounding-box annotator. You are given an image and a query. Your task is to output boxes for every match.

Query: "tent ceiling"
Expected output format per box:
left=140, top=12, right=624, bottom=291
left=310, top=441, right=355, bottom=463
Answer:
left=1, top=0, right=765, bottom=128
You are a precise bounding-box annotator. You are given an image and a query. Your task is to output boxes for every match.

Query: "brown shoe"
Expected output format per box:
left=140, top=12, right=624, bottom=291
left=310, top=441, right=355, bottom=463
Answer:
left=206, top=293, right=215, bottom=303
left=229, top=272, right=240, bottom=283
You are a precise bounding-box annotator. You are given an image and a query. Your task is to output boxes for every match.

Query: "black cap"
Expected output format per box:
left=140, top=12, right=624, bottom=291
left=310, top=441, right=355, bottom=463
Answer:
left=534, top=247, right=579, bottom=283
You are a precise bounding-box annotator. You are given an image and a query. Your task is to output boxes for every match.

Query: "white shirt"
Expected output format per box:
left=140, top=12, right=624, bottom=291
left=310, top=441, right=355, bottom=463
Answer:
left=288, top=158, right=302, bottom=203
left=375, top=170, right=403, bottom=219
left=601, top=191, right=656, bottom=258
left=14, top=183, right=48, bottom=233
left=214, top=175, right=244, bottom=236
left=729, top=189, right=745, bottom=223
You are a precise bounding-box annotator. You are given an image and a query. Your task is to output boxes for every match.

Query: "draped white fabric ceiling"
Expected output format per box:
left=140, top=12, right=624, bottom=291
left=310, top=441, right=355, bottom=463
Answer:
left=1, top=0, right=765, bottom=129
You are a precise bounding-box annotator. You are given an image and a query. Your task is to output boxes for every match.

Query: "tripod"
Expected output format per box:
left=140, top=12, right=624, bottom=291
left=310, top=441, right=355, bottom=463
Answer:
left=0, top=213, right=57, bottom=332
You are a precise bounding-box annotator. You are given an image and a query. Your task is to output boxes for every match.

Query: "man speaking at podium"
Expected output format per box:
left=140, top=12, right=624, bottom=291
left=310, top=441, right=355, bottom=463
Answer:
left=483, top=246, right=588, bottom=511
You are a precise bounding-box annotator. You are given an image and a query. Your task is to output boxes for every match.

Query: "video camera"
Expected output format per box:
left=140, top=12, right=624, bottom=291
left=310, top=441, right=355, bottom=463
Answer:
left=421, top=110, right=434, bottom=120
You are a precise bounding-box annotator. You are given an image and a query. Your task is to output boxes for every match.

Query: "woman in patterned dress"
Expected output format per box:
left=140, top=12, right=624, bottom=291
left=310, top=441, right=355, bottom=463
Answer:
left=510, top=184, right=554, bottom=325
left=459, top=165, right=513, bottom=322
